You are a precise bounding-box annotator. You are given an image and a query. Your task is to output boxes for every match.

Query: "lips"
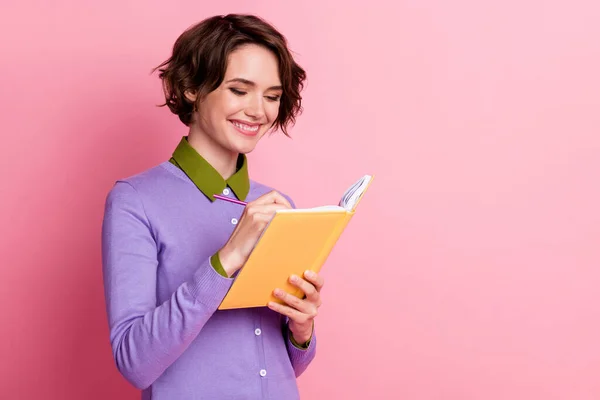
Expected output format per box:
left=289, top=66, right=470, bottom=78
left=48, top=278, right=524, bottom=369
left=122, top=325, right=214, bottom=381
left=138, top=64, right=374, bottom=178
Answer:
left=230, top=120, right=261, bottom=136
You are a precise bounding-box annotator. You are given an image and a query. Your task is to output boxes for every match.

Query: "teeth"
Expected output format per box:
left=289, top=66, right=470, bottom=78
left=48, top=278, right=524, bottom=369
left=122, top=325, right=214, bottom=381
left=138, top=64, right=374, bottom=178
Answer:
left=232, top=121, right=259, bottom=132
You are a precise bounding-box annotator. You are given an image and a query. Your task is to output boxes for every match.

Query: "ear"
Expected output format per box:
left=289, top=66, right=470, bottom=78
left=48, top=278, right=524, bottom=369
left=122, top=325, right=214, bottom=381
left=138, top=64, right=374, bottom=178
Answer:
left=184, top=89, right=198, bottom=103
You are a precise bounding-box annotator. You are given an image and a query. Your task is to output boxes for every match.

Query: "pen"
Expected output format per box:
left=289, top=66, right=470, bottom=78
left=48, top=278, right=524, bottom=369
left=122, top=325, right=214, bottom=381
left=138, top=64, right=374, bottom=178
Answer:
left=213, top=194, right=247, bottom=206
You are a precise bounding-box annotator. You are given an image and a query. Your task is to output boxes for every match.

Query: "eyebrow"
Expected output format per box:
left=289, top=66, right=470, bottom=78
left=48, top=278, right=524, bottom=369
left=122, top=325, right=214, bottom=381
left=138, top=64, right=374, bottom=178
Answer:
left=225, top=78, right=282, bottom=91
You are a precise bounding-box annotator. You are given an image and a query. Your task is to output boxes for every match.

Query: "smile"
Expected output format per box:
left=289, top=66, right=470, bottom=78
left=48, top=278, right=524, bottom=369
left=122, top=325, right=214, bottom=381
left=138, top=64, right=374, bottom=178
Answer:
left=230, top=120, right=260, bottom=135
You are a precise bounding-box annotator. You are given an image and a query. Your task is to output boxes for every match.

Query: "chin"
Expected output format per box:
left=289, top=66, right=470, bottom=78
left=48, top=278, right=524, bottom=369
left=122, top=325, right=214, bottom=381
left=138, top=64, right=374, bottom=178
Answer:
left=225, top=128, right=266, bottom=154
left=232, top=141, right=259, bottom=154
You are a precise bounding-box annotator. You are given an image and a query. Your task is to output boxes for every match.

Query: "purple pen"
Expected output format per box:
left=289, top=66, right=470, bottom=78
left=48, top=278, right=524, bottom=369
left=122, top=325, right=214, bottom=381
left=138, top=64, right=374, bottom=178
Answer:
left=213, top=194, right=247, bottom=206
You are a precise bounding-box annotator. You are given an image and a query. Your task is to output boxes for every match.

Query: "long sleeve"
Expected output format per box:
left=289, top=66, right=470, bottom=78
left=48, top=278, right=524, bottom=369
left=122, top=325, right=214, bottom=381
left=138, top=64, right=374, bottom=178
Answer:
left=101, top=181, right=233, bottom=389
left=282, top=319, right=317, bottom=377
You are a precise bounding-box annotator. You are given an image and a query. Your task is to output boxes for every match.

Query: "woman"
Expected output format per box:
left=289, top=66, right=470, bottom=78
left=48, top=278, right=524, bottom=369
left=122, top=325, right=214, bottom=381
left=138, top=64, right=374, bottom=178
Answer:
left=102, top=14, right=323, bottom=400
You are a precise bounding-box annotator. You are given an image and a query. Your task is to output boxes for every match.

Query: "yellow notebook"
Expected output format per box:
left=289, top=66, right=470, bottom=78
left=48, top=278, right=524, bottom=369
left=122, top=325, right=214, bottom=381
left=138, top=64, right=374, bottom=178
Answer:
left=218, top=174, right=374, bottom=310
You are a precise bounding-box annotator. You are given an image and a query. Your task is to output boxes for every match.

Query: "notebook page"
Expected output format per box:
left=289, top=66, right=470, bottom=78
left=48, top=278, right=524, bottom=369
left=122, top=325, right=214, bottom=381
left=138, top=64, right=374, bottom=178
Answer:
left=277, top=205, right=345, bottom=213
left=275, top=174, right=372, bottom=213
left=339, top=175, right=372, bottom=211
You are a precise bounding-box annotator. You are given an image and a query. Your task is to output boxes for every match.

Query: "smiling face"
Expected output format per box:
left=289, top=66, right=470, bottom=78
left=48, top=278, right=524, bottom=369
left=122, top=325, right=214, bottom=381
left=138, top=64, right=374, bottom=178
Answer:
left=186, top=43, right=282, bottom=162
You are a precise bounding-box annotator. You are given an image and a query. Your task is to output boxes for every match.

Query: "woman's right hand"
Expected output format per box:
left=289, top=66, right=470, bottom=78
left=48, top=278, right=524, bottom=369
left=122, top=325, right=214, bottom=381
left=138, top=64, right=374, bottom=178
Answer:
left=218, top=191, right=292, bottom=277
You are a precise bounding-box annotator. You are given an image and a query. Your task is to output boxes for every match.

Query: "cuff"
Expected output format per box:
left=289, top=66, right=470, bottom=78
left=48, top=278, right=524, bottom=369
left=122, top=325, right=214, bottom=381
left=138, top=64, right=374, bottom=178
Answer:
left=288, top=320, right=314, bottom=350
left=188, top=256, right=234, bottom=309
left=289, top=329, right=312, bottom=349
left=210, top=252, right=228, bottom=277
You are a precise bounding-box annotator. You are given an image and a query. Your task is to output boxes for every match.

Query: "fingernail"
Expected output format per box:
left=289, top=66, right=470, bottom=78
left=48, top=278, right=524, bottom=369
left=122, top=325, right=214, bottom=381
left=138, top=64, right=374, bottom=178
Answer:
left=290, top=275, right=299, bottom=283
left=274, top=289, right=283, bottom=297
left=305, top=270, right=315, bottom=278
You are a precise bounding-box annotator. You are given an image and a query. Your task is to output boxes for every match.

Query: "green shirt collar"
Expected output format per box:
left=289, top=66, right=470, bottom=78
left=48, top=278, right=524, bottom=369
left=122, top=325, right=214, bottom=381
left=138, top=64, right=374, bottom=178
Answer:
left=170, top=136, right=250, bottom=202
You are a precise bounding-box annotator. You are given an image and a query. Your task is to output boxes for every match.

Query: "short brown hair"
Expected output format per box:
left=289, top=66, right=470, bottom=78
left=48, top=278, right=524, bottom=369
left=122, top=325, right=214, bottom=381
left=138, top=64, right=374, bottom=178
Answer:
left=153, top=14, right=306, bottom=136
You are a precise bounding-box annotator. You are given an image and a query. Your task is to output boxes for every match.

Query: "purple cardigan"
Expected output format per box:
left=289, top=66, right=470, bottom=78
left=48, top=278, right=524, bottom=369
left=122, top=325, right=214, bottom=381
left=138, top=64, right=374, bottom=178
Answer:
left=101, top=161, right=316, bottom=399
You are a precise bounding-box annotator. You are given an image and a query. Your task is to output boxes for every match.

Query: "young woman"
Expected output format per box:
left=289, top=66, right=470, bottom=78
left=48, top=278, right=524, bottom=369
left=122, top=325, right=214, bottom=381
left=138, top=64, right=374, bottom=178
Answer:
left=102, top=14, right=323, bottom=400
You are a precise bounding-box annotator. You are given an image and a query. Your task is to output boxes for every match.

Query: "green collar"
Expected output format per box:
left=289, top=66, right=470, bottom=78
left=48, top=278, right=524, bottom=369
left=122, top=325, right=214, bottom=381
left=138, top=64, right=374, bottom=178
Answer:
left=170, top=136, right=250, bottom=202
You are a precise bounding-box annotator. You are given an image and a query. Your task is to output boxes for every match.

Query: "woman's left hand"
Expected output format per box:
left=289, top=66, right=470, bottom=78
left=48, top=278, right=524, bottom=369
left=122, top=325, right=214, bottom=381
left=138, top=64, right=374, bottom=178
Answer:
left=268, top=270, right=324, bottom=344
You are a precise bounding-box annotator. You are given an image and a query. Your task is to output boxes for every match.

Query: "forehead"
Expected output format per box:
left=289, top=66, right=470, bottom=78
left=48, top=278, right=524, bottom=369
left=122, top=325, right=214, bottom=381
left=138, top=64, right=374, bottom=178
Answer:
left=224, top=44, right=281, bottom=86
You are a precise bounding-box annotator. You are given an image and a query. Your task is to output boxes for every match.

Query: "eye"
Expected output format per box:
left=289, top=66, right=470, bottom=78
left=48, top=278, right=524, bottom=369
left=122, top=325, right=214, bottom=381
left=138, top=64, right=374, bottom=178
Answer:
left=266, top=95, right=281, bottom=102
left=230, top=88, right=246, bottom=96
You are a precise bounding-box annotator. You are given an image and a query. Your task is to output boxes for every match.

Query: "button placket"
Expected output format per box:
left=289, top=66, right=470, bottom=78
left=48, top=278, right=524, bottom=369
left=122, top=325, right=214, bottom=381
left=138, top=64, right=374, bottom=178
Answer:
left=253, top=310, right=268, bottom=383
left=221, top=187, right=240, bottom=226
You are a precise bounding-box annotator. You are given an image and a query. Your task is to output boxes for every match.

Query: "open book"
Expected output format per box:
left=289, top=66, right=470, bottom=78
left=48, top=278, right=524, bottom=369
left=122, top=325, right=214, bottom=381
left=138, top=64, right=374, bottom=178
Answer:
left=277, top=174, right=374, bottom=213
left=218, top=174, right=374, bottom=310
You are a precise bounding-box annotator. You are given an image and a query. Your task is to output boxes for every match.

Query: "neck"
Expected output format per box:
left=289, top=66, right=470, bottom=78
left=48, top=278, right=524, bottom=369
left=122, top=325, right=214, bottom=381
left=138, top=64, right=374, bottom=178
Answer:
left=187, top=125, right=238, bottom=179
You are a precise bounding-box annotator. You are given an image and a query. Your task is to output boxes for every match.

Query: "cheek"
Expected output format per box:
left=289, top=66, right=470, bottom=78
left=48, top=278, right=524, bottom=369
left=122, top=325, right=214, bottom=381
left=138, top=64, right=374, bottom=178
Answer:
left=213, top=93, right=242, bottom=120
left=266, top=102, right=280, bottom=122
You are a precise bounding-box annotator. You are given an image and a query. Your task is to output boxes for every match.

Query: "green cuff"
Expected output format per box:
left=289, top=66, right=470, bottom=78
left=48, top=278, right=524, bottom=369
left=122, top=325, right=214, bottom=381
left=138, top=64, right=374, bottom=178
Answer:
left=210, top=252, right=228, bottom=278
left=288, top=325, right=312, bottom=349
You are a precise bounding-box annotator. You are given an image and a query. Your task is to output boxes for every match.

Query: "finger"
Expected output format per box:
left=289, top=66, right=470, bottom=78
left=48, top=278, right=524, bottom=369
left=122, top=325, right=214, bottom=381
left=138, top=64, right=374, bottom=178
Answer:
left=302, top=270, right=325, bottom=292
left=273, top=288, right=315, bottom=314
left=245, top=212, right=274, bottom=233
left=289, top=275, right=320, bottom=304
left=252, top=191, right=292, bottom=208
left=248, top=203, right=290, bottom=216
left=267, top=301, right=312, bottom=324
left=244, top=208, right=283, bottom=224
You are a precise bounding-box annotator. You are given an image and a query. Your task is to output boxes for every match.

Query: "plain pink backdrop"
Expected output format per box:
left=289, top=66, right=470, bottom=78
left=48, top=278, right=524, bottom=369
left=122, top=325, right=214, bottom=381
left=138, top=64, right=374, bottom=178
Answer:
left=1, top=1, right=599, bottom=399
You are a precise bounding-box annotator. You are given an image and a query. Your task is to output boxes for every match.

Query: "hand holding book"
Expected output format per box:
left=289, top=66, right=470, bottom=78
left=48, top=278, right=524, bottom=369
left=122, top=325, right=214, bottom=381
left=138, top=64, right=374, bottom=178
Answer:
left=216, top=174, right=374, bottom=310
left=218, top=191, right=292, bottom=277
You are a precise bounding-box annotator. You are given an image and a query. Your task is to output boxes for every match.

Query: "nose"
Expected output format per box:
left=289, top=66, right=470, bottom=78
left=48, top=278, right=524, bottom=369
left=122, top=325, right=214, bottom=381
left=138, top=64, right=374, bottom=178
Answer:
left=244, top=94, right=265, bottom=120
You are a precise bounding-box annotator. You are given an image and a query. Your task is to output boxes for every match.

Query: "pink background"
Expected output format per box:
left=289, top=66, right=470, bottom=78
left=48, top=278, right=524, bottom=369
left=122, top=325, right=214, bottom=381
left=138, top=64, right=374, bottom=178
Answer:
left=1, top=1, right=599, bottom=399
